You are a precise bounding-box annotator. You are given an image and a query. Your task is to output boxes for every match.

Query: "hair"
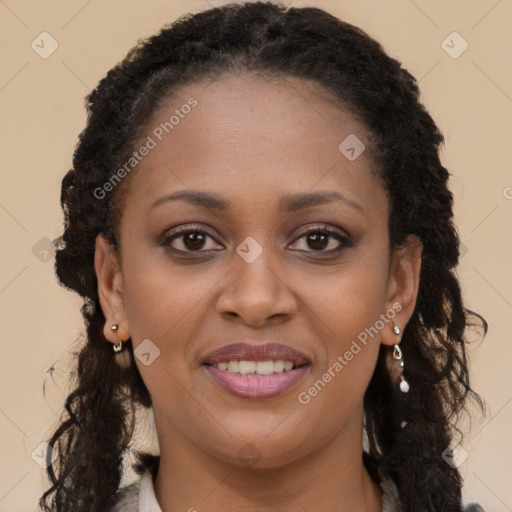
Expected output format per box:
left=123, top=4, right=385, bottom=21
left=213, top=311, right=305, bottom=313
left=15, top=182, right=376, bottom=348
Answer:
left=40, top=2, right=487, bottom=511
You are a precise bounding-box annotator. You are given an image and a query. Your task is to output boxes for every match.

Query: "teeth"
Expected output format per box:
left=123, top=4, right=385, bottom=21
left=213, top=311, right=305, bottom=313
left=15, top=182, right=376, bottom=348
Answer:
left=216, top=359, right=297, bottom=375
left=227, top=360, right=239, bottom=373
left=239, top=361, right=256, bottom=374
left=256, top=360, right=274, bottom=375
left=273, top=360, right=285, bottom=373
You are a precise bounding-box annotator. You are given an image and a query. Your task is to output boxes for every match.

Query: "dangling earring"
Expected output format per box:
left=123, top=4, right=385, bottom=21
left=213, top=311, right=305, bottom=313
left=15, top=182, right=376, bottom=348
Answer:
left=111, top=324, right=123, bottom=352
left=392, top=322, right=409, bottom=393
left=111, top=323, right=131, bottom=368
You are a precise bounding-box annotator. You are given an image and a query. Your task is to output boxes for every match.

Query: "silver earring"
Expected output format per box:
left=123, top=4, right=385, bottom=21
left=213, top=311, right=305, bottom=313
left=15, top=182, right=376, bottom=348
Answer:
left=111, top=324, right=123, bottom=352
left=392, top=322, right=409, bottom=393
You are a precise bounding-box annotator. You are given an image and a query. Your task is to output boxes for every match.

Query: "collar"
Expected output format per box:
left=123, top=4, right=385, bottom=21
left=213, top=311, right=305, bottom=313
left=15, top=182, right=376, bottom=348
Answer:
left=114, top=464, right=403, bottom=512
left=138, top=469, right=163, bottom=512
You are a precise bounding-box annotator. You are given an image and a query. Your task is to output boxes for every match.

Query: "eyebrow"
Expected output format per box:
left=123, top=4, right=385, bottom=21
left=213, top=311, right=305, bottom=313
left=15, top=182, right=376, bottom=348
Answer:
left=151, top=189, right=365, bottom=215
left=151, top=190, right=229, bottom=210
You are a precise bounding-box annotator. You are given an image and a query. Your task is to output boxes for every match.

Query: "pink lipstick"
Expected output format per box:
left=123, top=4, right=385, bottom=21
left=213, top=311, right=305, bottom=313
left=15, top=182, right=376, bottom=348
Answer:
left=202, top=342, right=311, bottom=399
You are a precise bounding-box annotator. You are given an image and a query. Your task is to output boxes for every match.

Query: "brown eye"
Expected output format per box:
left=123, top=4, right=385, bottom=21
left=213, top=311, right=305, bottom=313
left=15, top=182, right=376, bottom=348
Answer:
left=164, top=228, right=223, bottom=253
left=305, top=232, right=330, bottom=251
left=181, top=231, right=207, bottom=251
left=289, top=227, right=351, bottom=253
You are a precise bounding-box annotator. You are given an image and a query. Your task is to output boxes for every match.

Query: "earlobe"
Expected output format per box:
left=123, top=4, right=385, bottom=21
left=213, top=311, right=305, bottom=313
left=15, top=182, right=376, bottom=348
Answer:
left=382, top=235, right=423, bottom=346
left=94, top=234, right=130, bottom=343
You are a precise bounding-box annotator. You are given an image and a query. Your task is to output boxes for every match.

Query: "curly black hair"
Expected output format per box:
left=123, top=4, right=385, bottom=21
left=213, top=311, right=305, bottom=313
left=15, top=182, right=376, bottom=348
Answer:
left=40, top=2, right=486, bottom=511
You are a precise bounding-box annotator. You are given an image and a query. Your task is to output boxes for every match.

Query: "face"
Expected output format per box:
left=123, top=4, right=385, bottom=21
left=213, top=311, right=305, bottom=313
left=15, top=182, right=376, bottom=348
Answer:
left=96, top=73, right=421, bottom=469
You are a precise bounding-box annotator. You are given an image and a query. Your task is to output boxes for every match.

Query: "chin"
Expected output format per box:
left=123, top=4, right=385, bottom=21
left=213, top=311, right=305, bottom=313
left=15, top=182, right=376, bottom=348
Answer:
left=203, top=428, right=318, bottom=471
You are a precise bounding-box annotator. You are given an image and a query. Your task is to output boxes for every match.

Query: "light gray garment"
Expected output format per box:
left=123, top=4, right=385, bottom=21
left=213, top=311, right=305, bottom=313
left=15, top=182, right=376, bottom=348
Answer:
left=109, top=465, right=485, bottom=511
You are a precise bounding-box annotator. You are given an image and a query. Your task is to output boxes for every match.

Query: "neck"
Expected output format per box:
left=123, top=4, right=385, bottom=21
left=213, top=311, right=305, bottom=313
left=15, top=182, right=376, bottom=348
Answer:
left=153, top=413, right=382, bottom=512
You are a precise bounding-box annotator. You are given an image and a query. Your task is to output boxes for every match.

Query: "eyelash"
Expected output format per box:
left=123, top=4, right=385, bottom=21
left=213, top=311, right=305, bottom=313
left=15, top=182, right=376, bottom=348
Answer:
left=162, top=223, right=352, bottom=256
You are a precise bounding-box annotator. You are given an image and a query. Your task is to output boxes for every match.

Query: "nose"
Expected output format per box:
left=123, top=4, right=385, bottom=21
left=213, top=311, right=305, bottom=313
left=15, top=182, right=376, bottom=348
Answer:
left=216, top=251, right=298, bottom=328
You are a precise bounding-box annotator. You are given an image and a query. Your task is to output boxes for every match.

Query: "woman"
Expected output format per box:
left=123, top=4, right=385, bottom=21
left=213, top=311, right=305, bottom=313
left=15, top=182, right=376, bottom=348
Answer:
left=40, top=2, right=486, bottom=511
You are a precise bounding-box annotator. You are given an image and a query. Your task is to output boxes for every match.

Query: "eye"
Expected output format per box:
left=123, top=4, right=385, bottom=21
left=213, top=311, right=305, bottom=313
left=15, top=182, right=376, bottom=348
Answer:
left=289, top=225, right=351, bottom=253
left=162, top=226, right=224, bottom=253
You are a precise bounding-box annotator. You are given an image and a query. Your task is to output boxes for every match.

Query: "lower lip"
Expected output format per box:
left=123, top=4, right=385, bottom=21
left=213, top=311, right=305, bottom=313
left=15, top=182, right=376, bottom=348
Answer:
left=204, top=365, right=310, bottom=399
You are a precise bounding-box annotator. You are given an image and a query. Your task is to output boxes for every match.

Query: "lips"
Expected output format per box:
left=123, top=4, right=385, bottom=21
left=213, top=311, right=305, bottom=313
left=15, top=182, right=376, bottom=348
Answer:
left=202, top=342, right=311, bottom=399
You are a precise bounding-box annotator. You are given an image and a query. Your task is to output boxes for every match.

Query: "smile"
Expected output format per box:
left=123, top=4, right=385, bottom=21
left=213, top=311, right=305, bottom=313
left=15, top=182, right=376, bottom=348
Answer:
left=202, top=342, right=311, bottom=399
left=213, top=359, right=295, bottom=374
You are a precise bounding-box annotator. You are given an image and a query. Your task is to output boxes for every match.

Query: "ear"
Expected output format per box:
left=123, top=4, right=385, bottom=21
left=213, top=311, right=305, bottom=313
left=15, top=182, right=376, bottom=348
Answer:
left=94, top=234, right=130, bottom=345
left=381, top=234, right=423, bottom=347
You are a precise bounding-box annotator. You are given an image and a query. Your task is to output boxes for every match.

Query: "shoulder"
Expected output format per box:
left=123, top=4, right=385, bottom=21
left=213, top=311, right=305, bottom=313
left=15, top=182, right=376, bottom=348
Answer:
left=109, top=480, right=140, bottom=512
left=113, top=455, right=485, bottom=512
left=110, top=464, right=163, bottom=512
left=108, top=453, right=162, bottom=512
left=464, top=504, right=485, bottom=512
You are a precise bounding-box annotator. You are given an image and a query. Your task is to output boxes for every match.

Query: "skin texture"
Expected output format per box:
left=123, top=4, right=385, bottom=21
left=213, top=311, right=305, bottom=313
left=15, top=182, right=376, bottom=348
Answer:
left=95, top=74, right=422, bottom=512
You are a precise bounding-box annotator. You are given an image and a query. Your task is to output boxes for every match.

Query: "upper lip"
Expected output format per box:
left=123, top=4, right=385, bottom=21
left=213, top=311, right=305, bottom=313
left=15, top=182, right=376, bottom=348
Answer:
left=202, top=342, right=311, bottom=366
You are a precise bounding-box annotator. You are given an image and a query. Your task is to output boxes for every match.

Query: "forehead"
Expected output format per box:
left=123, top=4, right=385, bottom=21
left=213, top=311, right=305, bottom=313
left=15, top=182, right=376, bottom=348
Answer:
left=149, top=72, right=368, bottom=152
left=119, top=72, right=385, bottom=217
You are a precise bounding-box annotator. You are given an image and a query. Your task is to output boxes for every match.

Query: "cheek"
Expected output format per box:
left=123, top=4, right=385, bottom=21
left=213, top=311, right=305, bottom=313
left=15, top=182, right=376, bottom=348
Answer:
left=121, top=250, right=228, bottom=398
left=302, top=249, right=390, bottom=343
left=296, top=251, right=390, bottom=399
left=121, top=258, right=210, bottom=415
left=121, top=248, right=214, bottom=342
left=324, top=273, right=388, bottom=346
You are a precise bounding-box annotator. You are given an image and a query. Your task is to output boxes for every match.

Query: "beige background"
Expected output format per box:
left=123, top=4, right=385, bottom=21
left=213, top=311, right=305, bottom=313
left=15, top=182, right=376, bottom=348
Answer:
left=1, top=1, right=511, bottom=510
